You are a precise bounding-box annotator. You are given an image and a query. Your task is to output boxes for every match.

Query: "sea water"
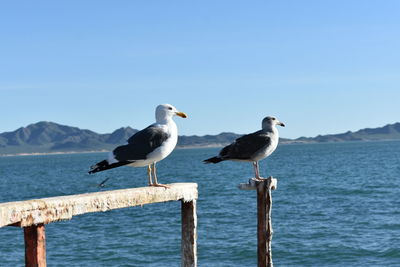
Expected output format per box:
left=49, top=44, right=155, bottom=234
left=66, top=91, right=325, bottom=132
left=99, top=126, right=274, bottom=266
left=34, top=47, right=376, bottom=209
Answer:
left=0, top=141, right=399, bottom=266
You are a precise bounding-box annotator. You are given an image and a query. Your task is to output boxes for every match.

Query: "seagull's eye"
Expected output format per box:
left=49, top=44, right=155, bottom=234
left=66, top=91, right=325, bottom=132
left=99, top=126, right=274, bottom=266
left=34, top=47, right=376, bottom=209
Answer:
left=272, top=118, right=276, bottom=120
left=168, top=107, right=173, bottom=110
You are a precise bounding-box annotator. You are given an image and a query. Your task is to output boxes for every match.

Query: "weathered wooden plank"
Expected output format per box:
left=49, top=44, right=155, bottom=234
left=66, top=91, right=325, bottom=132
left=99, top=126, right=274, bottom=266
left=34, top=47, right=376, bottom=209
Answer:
left=0, top=183, right=198, bottom=228
left=181, top=200, right=197, bottom=267
left=24, top=223, right=46, bottom=267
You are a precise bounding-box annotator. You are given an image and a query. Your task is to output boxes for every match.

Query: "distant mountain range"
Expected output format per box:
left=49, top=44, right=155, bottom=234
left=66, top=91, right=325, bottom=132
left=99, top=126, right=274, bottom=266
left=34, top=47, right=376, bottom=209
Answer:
left=0, top=121, right=399, bottom=155
left=0, top=122, right=137, bottom=154
left=294, top=122, right=400, bottom=143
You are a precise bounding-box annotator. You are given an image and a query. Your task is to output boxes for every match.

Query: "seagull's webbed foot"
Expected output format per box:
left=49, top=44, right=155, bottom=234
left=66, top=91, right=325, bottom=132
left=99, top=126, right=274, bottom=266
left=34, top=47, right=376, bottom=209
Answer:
left=150, top=183, right=170, bottom=189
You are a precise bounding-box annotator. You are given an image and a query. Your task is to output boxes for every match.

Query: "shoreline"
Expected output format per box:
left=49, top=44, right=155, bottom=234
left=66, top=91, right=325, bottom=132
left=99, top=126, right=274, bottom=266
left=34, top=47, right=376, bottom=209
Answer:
left=1, top=139, right=399, bottom=157
left=0, top=144, right=231, bottom=157
left=0, top=146, right=222, bottom=157
left=0, top=150, right=109, bottom=157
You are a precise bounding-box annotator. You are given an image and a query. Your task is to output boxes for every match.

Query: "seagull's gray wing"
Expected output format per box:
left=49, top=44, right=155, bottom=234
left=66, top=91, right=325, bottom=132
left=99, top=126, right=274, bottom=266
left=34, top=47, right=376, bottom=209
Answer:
left=220, top=131, right=271, bottom=160
left=113, top=125, right=170, bottom=161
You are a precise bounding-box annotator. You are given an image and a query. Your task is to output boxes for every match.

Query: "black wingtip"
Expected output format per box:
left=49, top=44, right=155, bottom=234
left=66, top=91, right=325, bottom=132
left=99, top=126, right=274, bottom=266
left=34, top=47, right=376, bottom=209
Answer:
left=203, top=157, right=223, bottom=164
left=88, top=167, right=96, bottom=174
left=88, top=160, right=131, bottom=174
left=88, top=160, right=109, bottom=174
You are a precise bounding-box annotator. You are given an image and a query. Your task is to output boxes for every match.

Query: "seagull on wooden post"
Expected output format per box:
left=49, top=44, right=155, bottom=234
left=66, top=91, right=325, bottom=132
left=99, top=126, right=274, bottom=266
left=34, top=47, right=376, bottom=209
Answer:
left=203, top=116, right=284, bottom=180
left=89, top=104, right=187, bottom=188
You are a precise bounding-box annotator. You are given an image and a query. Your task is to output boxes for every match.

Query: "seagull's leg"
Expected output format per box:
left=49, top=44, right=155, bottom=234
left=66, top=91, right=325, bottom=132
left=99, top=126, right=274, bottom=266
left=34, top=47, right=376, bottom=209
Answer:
left=253, top=161, right=262, bottom=180
left=152, top=162, right=158, bottom=184
left=252, top=162, right=258, bottom=178
left=147, top=164, right=153, bottom=186
left=151, top=162, right=169, bottom=189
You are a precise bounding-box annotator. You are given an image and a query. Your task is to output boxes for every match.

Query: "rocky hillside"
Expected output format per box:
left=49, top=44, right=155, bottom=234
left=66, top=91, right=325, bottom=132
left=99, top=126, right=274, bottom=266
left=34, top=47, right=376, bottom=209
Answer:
left=1, top=121, right=399, bottom=155
left=295, top=122, right=400, bottom=143
left=0, top=122, right=137, bottom=154
left=0, top=122, right=242, bottom=154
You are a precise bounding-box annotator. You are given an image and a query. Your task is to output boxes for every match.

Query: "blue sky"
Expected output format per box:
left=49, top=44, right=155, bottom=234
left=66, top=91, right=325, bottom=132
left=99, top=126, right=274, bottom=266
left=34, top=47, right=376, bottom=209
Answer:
left=1, top=1, right=399, bottom=139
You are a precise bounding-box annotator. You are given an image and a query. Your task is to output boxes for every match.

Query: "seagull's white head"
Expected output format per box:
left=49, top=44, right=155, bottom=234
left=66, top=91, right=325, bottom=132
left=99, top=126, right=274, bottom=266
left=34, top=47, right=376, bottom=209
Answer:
left=262, top=116, right=285, bottom=129
left=155, top=104, right=187, bottom=123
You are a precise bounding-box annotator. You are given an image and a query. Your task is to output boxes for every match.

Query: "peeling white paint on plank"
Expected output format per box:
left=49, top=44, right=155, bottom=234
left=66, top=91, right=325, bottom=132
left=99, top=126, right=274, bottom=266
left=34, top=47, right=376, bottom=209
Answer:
left=0, top=183, right=198, bottom=228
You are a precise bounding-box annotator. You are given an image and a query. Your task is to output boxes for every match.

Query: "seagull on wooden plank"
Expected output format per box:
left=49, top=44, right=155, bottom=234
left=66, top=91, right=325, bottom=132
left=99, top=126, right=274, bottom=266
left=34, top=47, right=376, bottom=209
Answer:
left=89, top=104, right=187, bottom=188
left=203, top=116, right=284, bottom=180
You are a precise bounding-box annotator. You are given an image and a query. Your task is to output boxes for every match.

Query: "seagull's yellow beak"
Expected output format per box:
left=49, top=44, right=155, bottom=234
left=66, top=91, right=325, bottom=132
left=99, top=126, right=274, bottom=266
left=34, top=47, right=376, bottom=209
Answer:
left=175, top=111, right=188, bottom=118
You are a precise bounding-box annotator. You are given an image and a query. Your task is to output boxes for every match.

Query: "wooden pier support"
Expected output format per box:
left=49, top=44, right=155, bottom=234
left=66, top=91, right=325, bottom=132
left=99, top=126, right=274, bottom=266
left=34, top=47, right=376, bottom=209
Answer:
left=24, top=224, right=46, bottom=267
left=181, top=200, right=197, bottom=267
left=239, top=177, right=277, bottom=267
left=0, top=183, right=198, bottom=267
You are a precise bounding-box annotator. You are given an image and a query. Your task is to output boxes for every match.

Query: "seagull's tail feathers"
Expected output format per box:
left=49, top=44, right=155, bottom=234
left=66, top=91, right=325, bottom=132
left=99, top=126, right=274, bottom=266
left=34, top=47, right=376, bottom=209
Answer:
left=203, top=156, right=223, bottom=164
left=88, top=160, right=130, bottom=174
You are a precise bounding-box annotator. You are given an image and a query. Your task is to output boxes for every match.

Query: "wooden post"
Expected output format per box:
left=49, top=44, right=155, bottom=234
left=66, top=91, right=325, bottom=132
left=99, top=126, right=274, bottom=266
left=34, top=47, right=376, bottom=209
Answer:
left=257, top=178, right=274, bottom=267
left=181, top=200, right=197, bottom=267
left=239, top=177, right=277, bottom=267
left=24, top=223, right=46, bottom=267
